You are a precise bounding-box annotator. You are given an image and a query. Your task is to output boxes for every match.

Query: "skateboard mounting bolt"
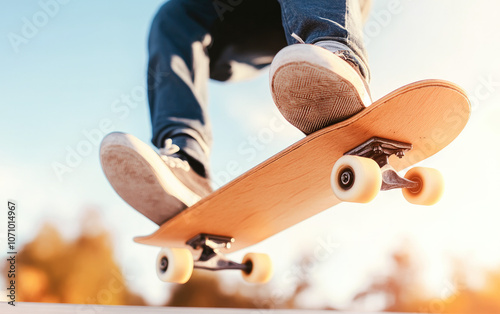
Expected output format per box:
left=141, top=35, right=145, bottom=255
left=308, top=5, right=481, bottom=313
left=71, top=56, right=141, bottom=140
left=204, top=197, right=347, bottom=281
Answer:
left=159, top=257, right=168, bottom=273
left=339, top=168, right=355, bottom=190
left=373, top=144, right=383, bottom=154
left=396, top=151, right=405, bottom=158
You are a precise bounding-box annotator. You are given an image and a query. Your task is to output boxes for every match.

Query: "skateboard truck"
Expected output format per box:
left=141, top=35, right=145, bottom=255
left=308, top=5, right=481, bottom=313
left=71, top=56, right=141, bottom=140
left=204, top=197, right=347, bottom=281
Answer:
left=332, top=136, right=444, bottom=205
left=155, top=234, right=272, bottom=284
left=344, top=137, right=419, bottom=191
left=186, top=234, right=251, bottom=272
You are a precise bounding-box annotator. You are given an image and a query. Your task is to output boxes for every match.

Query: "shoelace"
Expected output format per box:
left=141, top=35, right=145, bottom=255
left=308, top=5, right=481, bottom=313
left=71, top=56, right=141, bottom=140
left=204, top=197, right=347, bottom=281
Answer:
left=291, top=32, right=305, bottom=44
left=159, top=139, right=190, bottom=172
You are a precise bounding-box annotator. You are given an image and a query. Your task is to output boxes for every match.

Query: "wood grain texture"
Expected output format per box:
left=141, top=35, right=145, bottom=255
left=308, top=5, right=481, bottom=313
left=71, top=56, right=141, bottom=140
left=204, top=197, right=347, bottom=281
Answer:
left=135, top=80, right=471, bottom=253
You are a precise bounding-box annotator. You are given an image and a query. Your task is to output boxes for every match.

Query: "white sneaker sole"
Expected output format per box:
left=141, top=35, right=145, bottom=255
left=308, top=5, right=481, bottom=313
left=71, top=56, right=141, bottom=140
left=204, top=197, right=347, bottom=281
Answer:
left=100, top=132, right=201, bottom=225
left=270, top=44, right=370, bottom=134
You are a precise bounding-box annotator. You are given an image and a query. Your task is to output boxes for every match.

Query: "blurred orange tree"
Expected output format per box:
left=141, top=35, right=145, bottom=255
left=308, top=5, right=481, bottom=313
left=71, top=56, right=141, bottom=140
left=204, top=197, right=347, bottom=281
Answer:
left=351, top=248, right=500, bottom=313
left=2, top=209, right=500, bottom=312
left=1, top=210, right=145, bottom=305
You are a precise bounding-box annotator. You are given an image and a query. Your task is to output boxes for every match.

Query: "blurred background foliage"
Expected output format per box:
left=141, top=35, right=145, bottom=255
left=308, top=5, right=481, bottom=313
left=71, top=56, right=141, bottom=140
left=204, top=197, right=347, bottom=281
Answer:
left=2, top=209, right=500, bottom=312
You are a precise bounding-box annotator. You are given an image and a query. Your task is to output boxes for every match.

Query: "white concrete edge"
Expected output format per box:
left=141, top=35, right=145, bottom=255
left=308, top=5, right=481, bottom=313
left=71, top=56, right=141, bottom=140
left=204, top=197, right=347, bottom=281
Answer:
left=0, top=302, right=405, bottom=314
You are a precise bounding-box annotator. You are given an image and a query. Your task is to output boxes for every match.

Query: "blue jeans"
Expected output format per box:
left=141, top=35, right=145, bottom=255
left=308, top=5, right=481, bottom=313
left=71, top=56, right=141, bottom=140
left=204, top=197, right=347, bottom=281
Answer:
left=147, top=0, right=371, bottom=177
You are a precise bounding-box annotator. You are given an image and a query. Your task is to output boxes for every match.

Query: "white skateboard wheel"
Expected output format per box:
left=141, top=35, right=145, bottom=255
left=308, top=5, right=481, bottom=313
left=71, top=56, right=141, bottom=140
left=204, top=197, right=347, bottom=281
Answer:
left=331, top=155, right=382, bottom=203
left=402, top=167, right=444, bottom=205
left=241, top=253, right=273, bottom=284
left=156, top=247, right=193, bottom=284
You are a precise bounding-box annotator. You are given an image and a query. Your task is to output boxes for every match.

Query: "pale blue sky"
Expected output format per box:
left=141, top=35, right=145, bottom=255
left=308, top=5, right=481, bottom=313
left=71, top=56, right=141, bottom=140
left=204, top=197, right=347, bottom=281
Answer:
left=1, top=0, right=500, bottom=309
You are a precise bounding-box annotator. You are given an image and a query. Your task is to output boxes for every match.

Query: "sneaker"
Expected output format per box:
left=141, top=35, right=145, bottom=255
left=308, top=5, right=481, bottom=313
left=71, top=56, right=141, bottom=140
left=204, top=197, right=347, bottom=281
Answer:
left=100, top=132, right=212, bottom=225
left=269, top=43, right=371, bottom=134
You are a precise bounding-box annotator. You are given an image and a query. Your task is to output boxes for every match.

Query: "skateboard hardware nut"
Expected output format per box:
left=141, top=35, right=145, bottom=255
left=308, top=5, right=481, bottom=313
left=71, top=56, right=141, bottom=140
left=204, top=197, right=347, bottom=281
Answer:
left=406, top=176, right=423, bottom=194
left=339, top=167, right=355, bottom=190
left=243, top=260, right=253, bottom=275
left=159, top=257, right=169, bottom=273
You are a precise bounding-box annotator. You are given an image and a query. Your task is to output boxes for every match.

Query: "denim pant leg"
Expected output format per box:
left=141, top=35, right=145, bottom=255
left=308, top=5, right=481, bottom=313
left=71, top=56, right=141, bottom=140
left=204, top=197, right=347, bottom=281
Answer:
left=278, top=0, right=371, bottom=81
left=148, top=0, right=371, bottom=178
left=148, top=0, right=218, bottom=173
left=148, top=0, right=285, bottom=177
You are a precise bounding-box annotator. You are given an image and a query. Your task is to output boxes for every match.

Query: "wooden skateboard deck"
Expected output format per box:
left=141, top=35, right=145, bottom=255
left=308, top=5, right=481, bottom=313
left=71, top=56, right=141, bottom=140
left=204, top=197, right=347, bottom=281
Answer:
left=135, top=80, right=470, bottom=254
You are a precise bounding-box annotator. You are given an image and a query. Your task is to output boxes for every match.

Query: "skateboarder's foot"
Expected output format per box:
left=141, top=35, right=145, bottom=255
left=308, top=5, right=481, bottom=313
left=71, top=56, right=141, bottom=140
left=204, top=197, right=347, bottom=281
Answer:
left=269, top=43, right=371, bottom=134
left=100, top=132, right=212, bottom=225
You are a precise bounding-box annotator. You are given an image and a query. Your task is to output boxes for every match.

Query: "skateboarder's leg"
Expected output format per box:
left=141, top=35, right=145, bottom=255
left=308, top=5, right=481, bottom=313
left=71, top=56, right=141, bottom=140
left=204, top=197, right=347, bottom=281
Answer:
left=100, top=0, right=288, bottom=224
left=271, top=0, right=373, bottom=134
left=207, top=0, right=286, bottom=82
left=207, top=0, right=371, bottom=81
left=148, top=0, right=220, bottom=179
left=100, top=0, right=221, bottom=224
left=148, top=0, right=287, bottom=178
left=278, top=0, right=370, bottom=80
left=101, top=0, right=373, bottom=224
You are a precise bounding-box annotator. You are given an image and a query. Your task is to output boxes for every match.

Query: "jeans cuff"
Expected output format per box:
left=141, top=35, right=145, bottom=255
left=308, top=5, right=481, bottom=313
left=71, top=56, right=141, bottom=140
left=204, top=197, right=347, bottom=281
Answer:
left=314, top=40, right=370, bottom=82
left=156, top=129, right=211, bottom=177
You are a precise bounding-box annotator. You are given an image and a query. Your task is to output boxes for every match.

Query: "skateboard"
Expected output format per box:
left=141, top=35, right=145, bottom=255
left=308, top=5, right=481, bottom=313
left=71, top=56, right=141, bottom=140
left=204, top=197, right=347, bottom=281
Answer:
left=134, top=80, right=471, bottom=284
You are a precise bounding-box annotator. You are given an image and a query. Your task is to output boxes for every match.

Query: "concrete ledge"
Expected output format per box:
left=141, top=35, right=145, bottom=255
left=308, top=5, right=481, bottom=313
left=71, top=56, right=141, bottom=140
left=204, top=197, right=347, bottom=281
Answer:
left=1, top=302, right=394, bottom=314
